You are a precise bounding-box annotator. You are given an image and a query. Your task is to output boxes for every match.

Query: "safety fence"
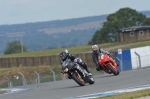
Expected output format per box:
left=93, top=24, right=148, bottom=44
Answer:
left=115, top=46, right=150, bottom=71
left=0, top=67, right=103, bottom=88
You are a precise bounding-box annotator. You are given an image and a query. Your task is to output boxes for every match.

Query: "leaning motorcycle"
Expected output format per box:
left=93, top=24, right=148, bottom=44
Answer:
left=62, top=58, right=95, bottom=86
left=98, top=53, right=119, bottom=75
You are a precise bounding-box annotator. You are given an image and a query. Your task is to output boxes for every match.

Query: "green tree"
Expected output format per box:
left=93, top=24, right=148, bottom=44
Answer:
left=4, top=41, right=27, bottom=54
left=89, top=7, right=146, bottom=44
left=143, top=17, right=150, bottom=25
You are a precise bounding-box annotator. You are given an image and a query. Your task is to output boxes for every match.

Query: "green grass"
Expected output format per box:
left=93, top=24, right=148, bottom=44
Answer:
left=111, top=41, right=150, bottom=51
left=94, top=89, right=150, bottom=99
left=0, top=66, right=61, bottom=78
left=0, top=90, right=7, bottom=94
left=0, top=66, right=63, bottom=87
left=0, top=43, right=111, bottom=57
left=0, top=66, right=101, bottom=81
left=1, top=40, right=150, bottom=58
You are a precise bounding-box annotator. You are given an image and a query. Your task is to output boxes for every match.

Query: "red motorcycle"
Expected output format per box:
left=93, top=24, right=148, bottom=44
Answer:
left=98, top=53, right=119, bottom=75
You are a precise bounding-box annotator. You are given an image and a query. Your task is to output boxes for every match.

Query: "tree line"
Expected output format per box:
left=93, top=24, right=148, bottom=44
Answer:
left=89, top=7, right=150, bottom=44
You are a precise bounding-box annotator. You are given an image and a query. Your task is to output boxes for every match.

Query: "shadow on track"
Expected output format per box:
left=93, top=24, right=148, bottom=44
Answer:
left=94, top=74, right=120, bottom=79
left=54, top=83, right=93, bottom=90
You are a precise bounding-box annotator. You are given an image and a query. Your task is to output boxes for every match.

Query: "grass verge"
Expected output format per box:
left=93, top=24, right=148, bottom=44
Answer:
left=0, top=66, right=62, bottom=88
left=94, top=89, right=150, bottom=99
left=1, top=40, right=150, bottom=58
left=0, top=90, right=7, bottom=94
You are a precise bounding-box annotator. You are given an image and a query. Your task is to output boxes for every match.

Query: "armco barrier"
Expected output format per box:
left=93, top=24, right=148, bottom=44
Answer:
left=116, top=46, right=150, bottom=71
left=115, top=49, right=132, bottom=71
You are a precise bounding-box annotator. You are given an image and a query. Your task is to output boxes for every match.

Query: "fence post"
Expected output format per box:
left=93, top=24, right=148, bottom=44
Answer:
left=4, top=75, right=12, bottom=88
left=0, top=58, right=2, bottom=68
left=34, top=71, right=40, bottom=84
left=32, top=57, right=34, bottom=66
left=134, top=52, right=141, bottom=69
left=41, top=57, right=43, bottom=65
left=24, top=57, right=26, bottom=66
left=18, top=72, right=27, bottom=86
left=116, top=57, right=123, bottom=71
left=9, top=58, right=11, bottom=68
left=16, top=58, right=18, bottom=67
left=49, top=69, right=56, bottom=81
left=49, top=56, right=52, bottom=66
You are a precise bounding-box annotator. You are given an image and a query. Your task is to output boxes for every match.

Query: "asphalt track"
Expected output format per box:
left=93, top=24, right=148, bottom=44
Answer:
left=1, top=68, right=150, bottom=99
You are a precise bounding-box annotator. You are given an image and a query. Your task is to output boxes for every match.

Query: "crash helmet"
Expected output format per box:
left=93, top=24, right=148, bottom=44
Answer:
left=92, top=45, right=99, bottom=55
left=59, top=50, right=69, bottom=61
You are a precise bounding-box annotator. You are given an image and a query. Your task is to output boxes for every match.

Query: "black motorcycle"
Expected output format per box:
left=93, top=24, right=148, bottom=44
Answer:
left=62, top=59, right=95, bottom=86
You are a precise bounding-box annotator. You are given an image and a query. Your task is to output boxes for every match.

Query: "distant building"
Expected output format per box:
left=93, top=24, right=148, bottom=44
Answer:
left=118, top=26, right=150, bottom=42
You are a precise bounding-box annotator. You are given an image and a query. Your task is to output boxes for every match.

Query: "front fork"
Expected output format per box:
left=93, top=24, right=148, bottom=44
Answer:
left=103, top=63, right=112, bottom=73
left=107, top=62, right=118, bottom=72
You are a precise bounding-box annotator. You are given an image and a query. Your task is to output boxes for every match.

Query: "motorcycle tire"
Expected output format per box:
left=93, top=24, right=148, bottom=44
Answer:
left=72, top=71, right=85, bottom=86
left=117, top=71, right=120, bottom=75
left=108, top=65, right=118, bottom=75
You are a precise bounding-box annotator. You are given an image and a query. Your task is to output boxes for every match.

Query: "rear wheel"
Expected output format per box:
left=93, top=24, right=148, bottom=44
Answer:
left=108, top=65, right=118, bottom=75
left=72, top=71, right=85, bottom=86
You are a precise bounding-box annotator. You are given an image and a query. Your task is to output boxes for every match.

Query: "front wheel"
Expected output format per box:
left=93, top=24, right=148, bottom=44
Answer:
left=72, top=71, right=85, bottom=86
left=108, top=65, right=118, bottom=75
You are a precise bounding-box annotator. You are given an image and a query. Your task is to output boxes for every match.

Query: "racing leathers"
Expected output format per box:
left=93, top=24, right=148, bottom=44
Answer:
left=60, top=53, right=91, bottom=74
left=91, top=49, right=111, bottom=71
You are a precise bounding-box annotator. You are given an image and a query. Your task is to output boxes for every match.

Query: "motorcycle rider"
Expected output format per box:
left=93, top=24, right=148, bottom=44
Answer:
left=91, top=45, right=111, bottom=71
left=59, top=50, right=92, bottom=77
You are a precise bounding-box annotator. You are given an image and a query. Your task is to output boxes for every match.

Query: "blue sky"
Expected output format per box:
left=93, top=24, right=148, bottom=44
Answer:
left=0, top=0, right=150, bottom=25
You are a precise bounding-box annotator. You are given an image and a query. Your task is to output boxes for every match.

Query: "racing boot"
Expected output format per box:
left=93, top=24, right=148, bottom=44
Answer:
left=86, top=68, right=92, bottom=76
left=68, top=75, right=72, bottom=79
left=81, top=62, right=92, bottom=76
left=68, top=74, right=72, bottom=79
left=96, top=64, right=101, bottom=71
